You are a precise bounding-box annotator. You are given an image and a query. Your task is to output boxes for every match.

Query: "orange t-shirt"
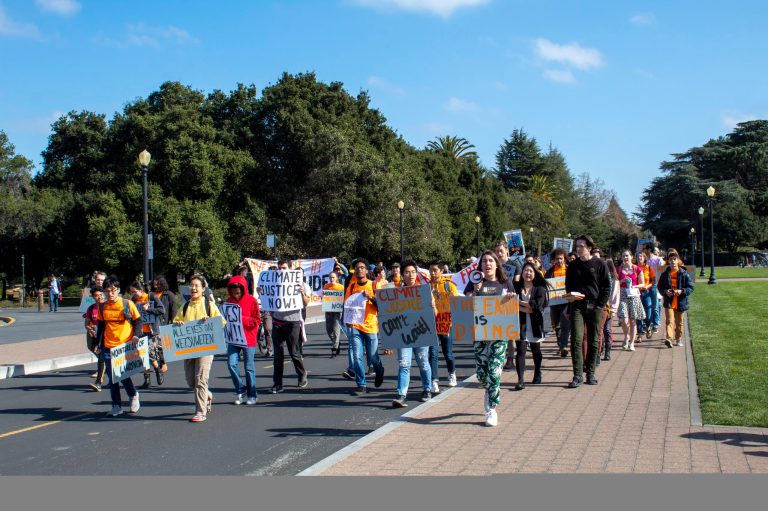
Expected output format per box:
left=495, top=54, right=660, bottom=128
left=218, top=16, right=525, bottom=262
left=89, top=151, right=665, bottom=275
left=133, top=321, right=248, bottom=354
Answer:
left=431, top=277, right=459, bottom=335
left=670, top=269, right=679, bottom=310
left=133, top=294, right=152, bottom=334
left=552, top=264, right=566, bottom=278
left=344, top=279, right=378, bottom=334
left=392, top=275, right=402, bottom=287
left=641, top=264, right=656, bottom=288
left=97, top=299, right=141, bottom=349
left=323, top=282, right=344, bottom=292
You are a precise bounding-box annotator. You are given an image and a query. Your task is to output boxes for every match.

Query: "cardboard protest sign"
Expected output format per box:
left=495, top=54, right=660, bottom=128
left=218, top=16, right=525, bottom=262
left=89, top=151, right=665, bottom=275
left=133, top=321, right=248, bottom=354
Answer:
left=256, top=270, right=305, bottom=312
left=449, top=295, right=519, bottom=342
left=79, top=288, right=96, bottom=313
left=375, top=284, right=438, bottom=349
left=159, top=319, right=227, bottom=362
left=547, top=277, right=567, bottom=306
left=139, top=304, right=156, bottom=325
left=503, top=229, right=525, bottom=258
left=220, top=302, right=247, bottom=347
left=179, top=285, right=191, bottom=305
left=322, top=288, right=344, bottom=312
left=245, top=258, right=336, bottom=306
left=432, top=282, right=456, bottom=335
left=553, top=238, right=573, bottom=253
left=343, top=291, right=367, bottom=325
left=110, top=336, right=149, bottom=382
left=447, top=260, right=478, bottom=294
left=636, top=236, right=655, bottom=254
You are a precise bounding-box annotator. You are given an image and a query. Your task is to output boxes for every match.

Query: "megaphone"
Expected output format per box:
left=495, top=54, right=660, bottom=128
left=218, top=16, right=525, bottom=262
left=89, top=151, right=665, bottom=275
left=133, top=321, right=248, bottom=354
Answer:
left=469, top=270, right=483, bottom=284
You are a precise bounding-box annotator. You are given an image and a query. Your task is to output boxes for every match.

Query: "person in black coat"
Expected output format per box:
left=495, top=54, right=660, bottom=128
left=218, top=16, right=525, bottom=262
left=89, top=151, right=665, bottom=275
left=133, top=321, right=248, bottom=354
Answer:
left=512, top=262, right=551, bottom=390
left=656, top=250, right=694, bottom=348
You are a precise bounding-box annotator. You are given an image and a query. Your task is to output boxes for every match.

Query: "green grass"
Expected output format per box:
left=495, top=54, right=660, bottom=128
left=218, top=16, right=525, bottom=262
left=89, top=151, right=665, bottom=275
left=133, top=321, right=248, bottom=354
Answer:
left=711, top=266, right=768, bottom=279
left=688, top=281, right=768, bottom=427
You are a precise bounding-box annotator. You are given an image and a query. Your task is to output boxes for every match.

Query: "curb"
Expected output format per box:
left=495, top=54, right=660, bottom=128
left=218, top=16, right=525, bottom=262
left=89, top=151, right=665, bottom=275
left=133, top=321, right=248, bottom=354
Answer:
left=296, top=374, right=478, bottom=476
left=0, top=316, right=15, bottom=327
left=684, top=314, right=703, bottom=427
left=0, top=352, right=98, bottom=380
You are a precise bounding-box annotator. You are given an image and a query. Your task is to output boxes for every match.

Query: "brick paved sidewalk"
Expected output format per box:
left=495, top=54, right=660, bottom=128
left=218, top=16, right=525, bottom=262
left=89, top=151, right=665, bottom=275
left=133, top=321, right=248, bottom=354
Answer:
left=305, top=317, right=768, bottom=475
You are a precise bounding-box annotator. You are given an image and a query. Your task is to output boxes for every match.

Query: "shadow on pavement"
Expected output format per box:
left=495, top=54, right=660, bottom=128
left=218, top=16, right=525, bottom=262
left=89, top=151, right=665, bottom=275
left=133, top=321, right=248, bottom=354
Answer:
left=682, top=430, right=768, bottom=457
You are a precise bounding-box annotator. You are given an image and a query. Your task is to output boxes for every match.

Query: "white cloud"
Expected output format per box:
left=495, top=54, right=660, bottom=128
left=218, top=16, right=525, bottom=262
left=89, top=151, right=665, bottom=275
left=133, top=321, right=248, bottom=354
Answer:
left=722, top=112, right=758, bottom=130
left=630, top=12, right=656, bottom=26
left=542, top=69, right=575, bottom=84
left=445, top=97, right=479, bottom=113
left=367, top=75, right=406, bottom=96
left=97, top=23, right=199, bottom=48
left=35, top=0, right=80, bottom=16
left=534, top=38, right=604, bottom=71
left=423, top=122, right=453, bottom=134
left=350, top=0, right=490, bottom=18
left=0, top=5, right=41, bottom=38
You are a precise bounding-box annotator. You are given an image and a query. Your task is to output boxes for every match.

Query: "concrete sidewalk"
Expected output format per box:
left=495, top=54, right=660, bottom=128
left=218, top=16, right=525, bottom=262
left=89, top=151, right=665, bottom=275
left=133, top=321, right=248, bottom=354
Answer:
left=301, top=318, right=768, bottom=475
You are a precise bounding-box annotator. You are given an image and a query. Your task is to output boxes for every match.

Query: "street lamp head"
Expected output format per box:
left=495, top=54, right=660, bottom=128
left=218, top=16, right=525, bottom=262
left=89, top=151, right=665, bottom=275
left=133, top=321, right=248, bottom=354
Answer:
left=698, top=206, right=704, bottom=215
left=529, top=227, right=534, bottom=233
left=397, top=200, right=404, bottom=210
left=690, top=227, right=695, bottom=234
left=474, top=216, right=480, bottom=223
left=138, top=149, right=151, bottom=167
left=706, top=186, right=715, bottom=197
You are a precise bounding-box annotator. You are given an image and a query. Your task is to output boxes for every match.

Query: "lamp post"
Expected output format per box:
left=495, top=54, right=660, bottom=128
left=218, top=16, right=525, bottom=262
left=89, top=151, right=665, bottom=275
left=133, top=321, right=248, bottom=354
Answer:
left=529, top=226, right=534, bottom=256
left=138, top=149, right=151, bottom=288
left=707, top=186, right=717, bottom=285
left=474, top=216, right=481, bottom=258
left=397, top=200, right=405, bottom=263
left=21, top=254, right=25, bottom=308
left=689, top=227, right=696, bottom=271
left=698, top=207, right=705, bottom=277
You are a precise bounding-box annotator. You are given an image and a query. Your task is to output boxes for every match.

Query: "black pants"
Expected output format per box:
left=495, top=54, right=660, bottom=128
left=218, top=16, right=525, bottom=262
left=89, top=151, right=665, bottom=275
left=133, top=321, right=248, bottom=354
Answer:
left=272, top=321, right=307, bottom=385
left=515, top=340, right=542, bottom=383
left=570, top=301, right=604, bottom=377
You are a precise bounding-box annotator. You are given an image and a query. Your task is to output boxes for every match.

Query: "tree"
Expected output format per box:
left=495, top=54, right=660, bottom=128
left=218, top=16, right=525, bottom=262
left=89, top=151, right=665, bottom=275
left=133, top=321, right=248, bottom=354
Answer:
left=495, top=129, right=542, bottom=189
left=426, top=136, right=477, bottom=160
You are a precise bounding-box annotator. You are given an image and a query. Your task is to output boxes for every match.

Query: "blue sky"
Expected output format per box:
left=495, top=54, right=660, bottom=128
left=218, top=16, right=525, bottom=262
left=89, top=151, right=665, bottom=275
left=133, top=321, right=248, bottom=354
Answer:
left=2, top=0, right=767, bottom=215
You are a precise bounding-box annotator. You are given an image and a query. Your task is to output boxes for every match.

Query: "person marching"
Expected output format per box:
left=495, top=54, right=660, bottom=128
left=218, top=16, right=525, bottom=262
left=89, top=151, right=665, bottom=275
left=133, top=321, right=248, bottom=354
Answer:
left=96, top=277, right=143, bottom=417
left=545, top=248, right=570, bottom=358
left=269, top=261, right=309, bottom=393
left=617, top=250, right=646, bottom=351
left=323, top=271, right=344, bottom=358
left=129, top=281, right=166, bottom=389
left=153, top=275, right=176, bottom=377
left=512, top=261, right=550, bottom=389
left=428, top=259, right=460, bottom=390
left=657, top=250, right=694, bottom=348
left=636, top=252, right=657, bottom=341
left=465, top=250, right=517, bottom=427
left=601, top=259, right=621, bottom=361
left=83, top=285, right=106, bottom=391
left=172, top=274, right=225, bottom=423
left=224, top=275, right=261, bottom=405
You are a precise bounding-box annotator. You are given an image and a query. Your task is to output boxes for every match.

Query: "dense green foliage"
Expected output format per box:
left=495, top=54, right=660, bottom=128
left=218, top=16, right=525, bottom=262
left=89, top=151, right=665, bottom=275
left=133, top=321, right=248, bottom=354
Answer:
left=1, top=73, right=633, bottom=288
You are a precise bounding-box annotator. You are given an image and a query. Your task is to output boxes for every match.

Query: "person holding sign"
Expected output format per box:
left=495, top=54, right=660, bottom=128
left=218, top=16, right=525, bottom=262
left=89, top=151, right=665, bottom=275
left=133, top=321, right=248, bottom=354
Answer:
left=172, top=274, right=225, bottom=423
left=465, top=250, right=517, bottom=427
left=428, top=260, right=460, bottom=390
left=564, top=235, right=611, bottom=388
left=323, top=271, right=344, bottom=358
left=224, top=275, right=261, bottom=405
left=129, top=281, right=166, bottom=389
left=269, top=261, right=309, bottom=394
left=344, top=258, right=385, bottom=396
left=512, top=262, right=550, bottom=390
left=494, top=240, right=522, bottom=372
left=657, top=250, right=694, bottom=349
left=390, top=260, right=434, bottom=408
left=545, top=248, right=571, bottom=358
left=83, top=285, right=106, bottom=391
left=96, top=277, right=143, bottom=417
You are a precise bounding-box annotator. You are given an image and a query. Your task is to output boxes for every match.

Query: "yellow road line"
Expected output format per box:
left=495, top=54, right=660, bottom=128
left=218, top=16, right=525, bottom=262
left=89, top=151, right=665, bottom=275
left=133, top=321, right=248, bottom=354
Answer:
left=0, top=412, right=96, bottom=439
left=0, top=316, right=16, bottom=327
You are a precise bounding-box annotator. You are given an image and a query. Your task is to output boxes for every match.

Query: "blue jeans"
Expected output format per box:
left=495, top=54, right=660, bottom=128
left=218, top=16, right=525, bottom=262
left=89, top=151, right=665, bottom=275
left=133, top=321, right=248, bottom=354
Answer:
left=227, top=344, right=257, bottom=398
left=398, top=346, right=431, bottom=396
left=102, top=349, right=136, bottom=407
left=638, top=289, right=653, bottom=332
left=429, top=335, right=455, bottom=381
left=49, top=291, right=59, bottom=312
left=348, top=328, right=384, bottom=387
left=346, top=325, right=373, bottom=373
left=650, top=285, right=660, bottom=328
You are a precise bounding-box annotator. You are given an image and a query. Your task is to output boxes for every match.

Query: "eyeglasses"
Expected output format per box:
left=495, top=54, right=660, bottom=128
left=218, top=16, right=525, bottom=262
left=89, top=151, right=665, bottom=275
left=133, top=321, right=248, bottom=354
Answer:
left=355, top=266, right=367, bottom=271
left=105, top=288, right=119, bottom=294
left=189, top=284, right=202, bottom=289
left=403, top=270, right=417, bottom=275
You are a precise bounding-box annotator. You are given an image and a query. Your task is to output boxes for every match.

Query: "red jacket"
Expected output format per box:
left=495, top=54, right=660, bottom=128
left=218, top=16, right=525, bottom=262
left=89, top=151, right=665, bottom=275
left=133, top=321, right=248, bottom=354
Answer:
left=226, top=276, right=261, bottom=347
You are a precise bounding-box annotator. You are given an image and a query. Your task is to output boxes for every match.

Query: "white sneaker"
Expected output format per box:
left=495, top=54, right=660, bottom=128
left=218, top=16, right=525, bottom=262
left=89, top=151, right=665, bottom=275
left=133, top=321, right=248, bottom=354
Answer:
left=129, top=392, right=140, bottom=413
left=675, top=341, right=683, bottom=347
left=448, top=373, right=457, bottom=387
left=246, top=396, right=258, bottom=405
left=622, top=342, right=629, bottom=350
left=485, top=408, right=498, bottom=427
left=431, top=380, right=440, bottom=394
left=483, top=393, right=491, bottom=413
left=629, top=345, right=636, bottom=352
left=108, top=405, right=123, bottom=417
left=234, top=393, right=246, bottom=405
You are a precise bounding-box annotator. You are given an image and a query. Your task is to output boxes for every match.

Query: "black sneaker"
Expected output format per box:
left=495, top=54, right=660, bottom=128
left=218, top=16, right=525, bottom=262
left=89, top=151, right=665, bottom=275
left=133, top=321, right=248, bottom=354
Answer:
left=531, top=372, right=542, bottom=384
left=374, top=367, right=384, bottom=388
left=366, top=367, right=376, bottom=376
left=269, top=385, right=283, bottom=394
left=420, top=391, right=432, bottom=402
left=560, top=348, right=569, bottom=358
left=514, top=382, right=526, bottom=391
left=341, top=370, right=354, bottom=380
left=586, top=375, right=598, bottom=385
left=297, top=378, right=308, bottom=389
left=351, top=386, right=368, bottom=396
left=568, top=376, right=582, bottom=388
left=392, top=395, right=408, bottom=408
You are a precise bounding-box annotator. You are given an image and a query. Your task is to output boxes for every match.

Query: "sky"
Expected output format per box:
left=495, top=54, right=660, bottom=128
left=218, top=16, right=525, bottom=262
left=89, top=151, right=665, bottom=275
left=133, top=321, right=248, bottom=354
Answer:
left=2, top=0, right=767, bottom=215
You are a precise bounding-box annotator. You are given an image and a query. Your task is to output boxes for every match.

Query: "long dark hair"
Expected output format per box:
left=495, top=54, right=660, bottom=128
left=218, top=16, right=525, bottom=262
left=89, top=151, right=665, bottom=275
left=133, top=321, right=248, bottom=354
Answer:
left=605, top=259, right=618, bottom=280
left=520, top=261, right=551, bottom=307
left=479, top=250, right=507, bottom=283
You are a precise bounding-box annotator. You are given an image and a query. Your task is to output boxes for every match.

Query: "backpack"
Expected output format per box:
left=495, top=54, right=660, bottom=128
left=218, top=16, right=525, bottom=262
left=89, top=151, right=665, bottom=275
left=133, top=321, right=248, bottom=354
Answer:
left=182, top=297, right=212, bottom=319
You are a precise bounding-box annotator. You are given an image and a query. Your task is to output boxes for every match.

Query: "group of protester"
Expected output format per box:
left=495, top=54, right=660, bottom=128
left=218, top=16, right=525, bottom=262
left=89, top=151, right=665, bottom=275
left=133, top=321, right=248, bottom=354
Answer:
left=81, top=236, right=693, bottom=428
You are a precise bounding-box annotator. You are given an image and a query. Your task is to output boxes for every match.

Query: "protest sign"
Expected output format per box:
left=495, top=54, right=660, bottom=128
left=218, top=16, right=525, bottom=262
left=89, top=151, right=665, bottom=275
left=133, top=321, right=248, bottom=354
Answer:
left=449, top=295, right=519, bottom=342
left=245, top=257, right=336, bottom=306
left=220, top=302, right=247, bottom=347
left=159, top=319, right=227, bottom=363
left=139, top=303, right=156, bottom=325
left=256, top=270, right=305, bottom=312
left=322, top=288, right=344, bottom=312
left=503, top=229, right=526, bottom=258
left=546, top=276, right=567, bottom=306
left=447, top=260, right=478, bottom=294
left=110, top=336, right=149, bottom=382
left=79, top=288, right=95, bottom=313
left=636, top=236, right=655, bottom=254
left=375, top=284, right=438, bottom=349
left=432, top=281, right=456, bottom=334
left=553, top=238, right=573, bottom=253
left=179, top=285, right=191, bottom=305
left=343, top=291, right=367, bottom=325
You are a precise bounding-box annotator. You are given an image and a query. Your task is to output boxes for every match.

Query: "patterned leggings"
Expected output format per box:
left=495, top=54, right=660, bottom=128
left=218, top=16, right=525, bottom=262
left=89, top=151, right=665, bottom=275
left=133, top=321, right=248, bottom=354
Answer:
left=474, top=340, right=508, bottom=408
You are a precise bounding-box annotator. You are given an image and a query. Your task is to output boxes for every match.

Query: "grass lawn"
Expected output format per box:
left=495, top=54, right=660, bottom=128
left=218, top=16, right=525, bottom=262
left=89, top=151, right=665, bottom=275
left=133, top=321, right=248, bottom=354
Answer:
left=710, top=266, right=768, bottom=279
left=688, top=281, right=768, bottom=427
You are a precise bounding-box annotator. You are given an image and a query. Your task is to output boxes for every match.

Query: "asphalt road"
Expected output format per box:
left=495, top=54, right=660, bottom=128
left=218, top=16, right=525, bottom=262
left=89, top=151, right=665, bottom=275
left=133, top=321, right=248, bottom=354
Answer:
left=0, top=322, right=479, bottom=475
left=0, top=307, right=85, bottom=345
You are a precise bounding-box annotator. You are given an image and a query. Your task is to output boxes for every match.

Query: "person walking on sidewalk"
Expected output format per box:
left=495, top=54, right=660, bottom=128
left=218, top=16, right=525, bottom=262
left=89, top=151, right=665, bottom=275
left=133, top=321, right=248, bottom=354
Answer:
left=564, top=235, right=611, bottom=388
left=172, top=274, right=225, bottom=423
left=129, top=281, right=166, bottom=389
left=344, top=258, right=385, bottom=396
left=512, top=262, right=550, bottom=390
left=323, top=271, right=344, bottom=358
left=269, top=261, right=309, bottom=394
left=601, top=259, right=621, bottom=361
left=644, top=244, right=664, bottom=335
left=493, top=240, right=522, bottom=372
left=391, top=260, right=433, bottom=408
left=465, top=250, right=517, bottom=427
left=224, top=275, right=261, bottom=405
left=428, top=259, right=459, bottom=391
left=636, top=252, right=657, bottom=340
left=617, top=250, right=646, bottom=351
left=657, top=250, right=694, bottom=348
left=545, top=248, right=570, bottom=358
left=96, top=277, right=143, bottom=417
left=83, top=285, right=106, bottom=391
left=48, top=274, right=61, bottom=312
